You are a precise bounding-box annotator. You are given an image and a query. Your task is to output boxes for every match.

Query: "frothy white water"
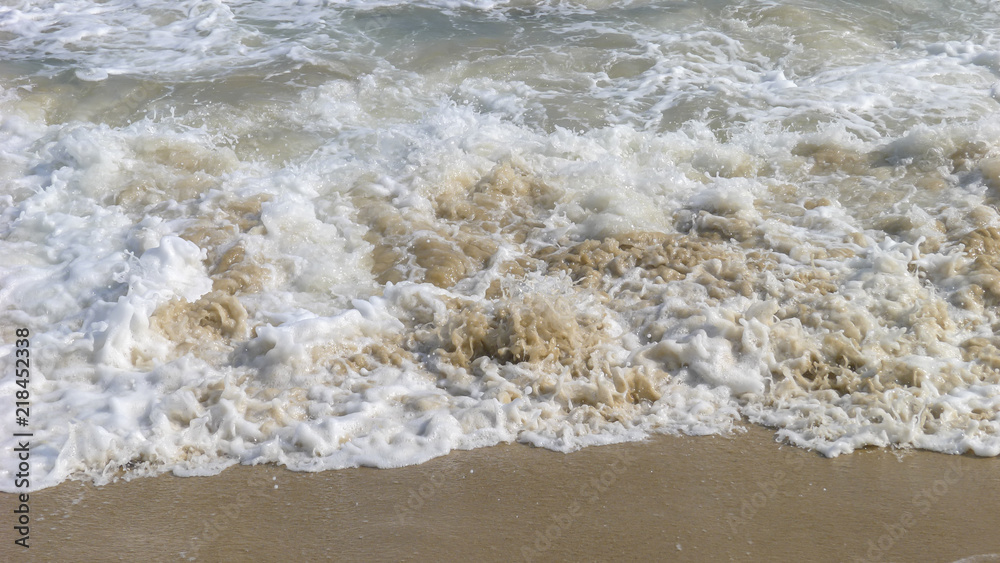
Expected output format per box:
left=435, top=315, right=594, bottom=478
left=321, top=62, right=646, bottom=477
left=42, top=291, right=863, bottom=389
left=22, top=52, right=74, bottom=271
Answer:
left=3, top=0, right=1000, bottom=490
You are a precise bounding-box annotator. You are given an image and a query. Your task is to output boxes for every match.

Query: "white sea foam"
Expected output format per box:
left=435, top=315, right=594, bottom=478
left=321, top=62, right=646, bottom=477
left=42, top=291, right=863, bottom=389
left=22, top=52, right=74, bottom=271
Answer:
left=3, top=0, right=1000, bottom=491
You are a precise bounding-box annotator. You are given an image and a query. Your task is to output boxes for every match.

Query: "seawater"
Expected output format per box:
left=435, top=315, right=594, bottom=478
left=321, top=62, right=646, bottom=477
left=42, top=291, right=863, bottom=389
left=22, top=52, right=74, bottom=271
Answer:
left=3, top=0, right=1000, bottom=491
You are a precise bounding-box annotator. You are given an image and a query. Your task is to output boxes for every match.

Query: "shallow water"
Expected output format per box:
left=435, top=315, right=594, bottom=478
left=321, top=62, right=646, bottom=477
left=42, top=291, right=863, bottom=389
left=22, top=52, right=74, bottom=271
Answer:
left=3, top=0, right=1000, bottom=490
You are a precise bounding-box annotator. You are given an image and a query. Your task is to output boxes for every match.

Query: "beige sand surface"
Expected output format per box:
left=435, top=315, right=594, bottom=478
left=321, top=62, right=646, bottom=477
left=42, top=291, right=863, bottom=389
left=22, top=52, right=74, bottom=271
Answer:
left=3, top=426, right=1000, bottom=562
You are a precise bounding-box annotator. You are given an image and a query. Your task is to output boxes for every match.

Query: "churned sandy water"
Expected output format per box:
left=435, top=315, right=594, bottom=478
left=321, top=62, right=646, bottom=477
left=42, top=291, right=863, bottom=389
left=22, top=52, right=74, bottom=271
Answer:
left=2, top=0, right=1000, bottom=503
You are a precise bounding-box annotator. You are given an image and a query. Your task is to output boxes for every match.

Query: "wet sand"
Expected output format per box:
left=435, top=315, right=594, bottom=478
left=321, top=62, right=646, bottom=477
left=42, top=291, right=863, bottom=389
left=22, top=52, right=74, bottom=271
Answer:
left=4, top=426, right=999, bottom=562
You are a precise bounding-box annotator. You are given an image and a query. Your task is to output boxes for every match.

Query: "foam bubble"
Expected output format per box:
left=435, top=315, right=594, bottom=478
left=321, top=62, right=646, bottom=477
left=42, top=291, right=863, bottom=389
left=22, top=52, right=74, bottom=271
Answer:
left=4, top=0, right=1000, bottom=491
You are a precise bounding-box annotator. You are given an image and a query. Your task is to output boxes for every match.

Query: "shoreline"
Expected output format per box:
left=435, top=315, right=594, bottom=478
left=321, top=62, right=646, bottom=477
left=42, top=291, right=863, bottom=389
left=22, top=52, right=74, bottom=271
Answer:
left=4, top=425, right=1000, bottom=562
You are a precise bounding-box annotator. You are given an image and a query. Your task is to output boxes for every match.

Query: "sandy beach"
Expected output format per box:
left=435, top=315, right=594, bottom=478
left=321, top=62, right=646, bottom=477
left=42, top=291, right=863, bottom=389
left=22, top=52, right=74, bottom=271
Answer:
left=6, top=3, right=1000, bottom=562
left=4, top=426, right=999, bottom=562
left=6, top=4, right=1000, bottom=562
